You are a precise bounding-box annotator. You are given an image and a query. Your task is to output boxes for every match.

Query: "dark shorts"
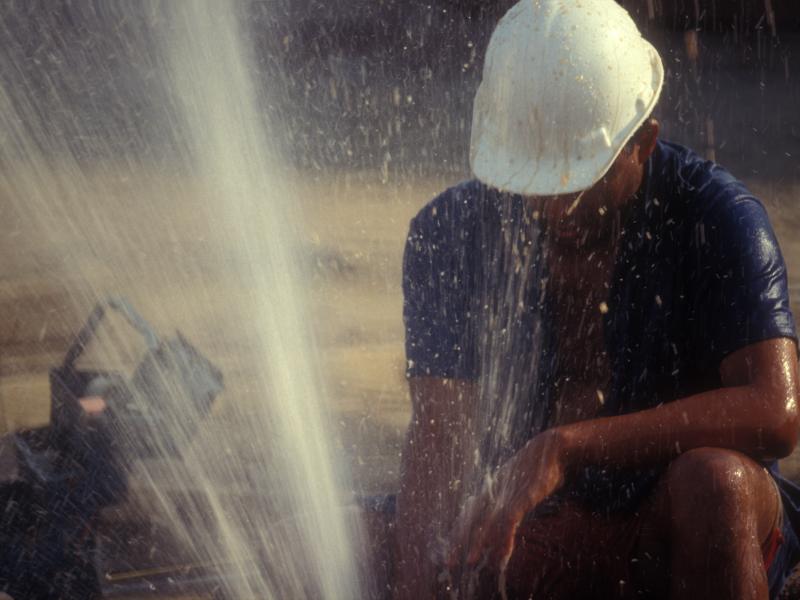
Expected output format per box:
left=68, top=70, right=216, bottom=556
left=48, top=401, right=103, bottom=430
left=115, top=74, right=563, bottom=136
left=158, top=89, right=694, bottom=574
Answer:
left=495, top=499, right=650, bottom=599
left=468, top=489, right=800, bottom=600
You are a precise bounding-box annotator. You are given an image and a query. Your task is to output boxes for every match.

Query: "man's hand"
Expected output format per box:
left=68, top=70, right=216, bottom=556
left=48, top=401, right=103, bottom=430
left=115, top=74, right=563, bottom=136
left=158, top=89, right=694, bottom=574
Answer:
left=447, top=429, right=568, bottom=574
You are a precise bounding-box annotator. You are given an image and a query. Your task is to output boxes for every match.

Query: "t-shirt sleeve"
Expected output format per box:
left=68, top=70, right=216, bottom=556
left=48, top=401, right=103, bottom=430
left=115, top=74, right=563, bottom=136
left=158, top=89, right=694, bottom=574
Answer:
left=697, top=194, right=797, bottom=364
left=402, top=204, right=473, bottom=379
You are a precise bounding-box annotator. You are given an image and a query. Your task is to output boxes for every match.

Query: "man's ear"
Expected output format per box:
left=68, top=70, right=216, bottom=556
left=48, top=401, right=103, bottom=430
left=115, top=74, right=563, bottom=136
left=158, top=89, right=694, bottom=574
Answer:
left=634, top=118, right=659, bottom=164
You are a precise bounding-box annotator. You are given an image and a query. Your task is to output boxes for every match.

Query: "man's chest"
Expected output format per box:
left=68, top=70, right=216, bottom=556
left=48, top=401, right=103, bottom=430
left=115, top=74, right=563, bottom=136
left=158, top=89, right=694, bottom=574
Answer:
left=463, top=212, right=704, bottom=419
left=545, top=249, right=616, bottom=424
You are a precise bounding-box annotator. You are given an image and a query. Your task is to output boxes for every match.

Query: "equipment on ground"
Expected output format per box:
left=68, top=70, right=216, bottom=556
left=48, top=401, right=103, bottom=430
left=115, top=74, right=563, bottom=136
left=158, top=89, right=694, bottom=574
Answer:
left=0, top=298, right=224, bottom=599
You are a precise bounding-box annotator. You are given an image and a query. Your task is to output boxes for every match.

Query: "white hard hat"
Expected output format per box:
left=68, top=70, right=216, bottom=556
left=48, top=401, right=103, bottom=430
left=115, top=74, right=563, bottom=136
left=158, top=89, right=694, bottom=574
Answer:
left=470, top=0, right=664, bottom=196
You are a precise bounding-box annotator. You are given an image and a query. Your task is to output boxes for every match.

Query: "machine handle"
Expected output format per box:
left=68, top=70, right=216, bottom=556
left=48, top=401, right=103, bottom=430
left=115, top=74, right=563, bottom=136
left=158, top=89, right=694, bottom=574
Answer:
left=61, top=297, right=160, bottom=370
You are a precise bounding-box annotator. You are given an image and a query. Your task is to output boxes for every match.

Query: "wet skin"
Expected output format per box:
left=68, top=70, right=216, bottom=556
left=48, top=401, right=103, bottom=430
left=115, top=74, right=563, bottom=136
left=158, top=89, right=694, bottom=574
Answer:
left=394, top=120, right=800, bottom=599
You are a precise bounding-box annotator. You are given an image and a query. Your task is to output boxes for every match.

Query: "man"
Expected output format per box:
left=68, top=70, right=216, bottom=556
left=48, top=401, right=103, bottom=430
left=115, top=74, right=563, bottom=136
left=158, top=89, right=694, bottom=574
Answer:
left=394, top=0, right=800, bottom=598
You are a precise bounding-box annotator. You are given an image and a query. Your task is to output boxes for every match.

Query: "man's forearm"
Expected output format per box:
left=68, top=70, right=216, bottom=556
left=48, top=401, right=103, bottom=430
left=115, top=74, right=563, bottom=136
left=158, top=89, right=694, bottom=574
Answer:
left=555, top=338, right=799, bottom=473
left=394, top=378, right=479, bottom=598
left=394, top=456, right=447, bottom=597
left=557, top=382, right=797, bottom=474
left=394, top=428, right=467, bottom=598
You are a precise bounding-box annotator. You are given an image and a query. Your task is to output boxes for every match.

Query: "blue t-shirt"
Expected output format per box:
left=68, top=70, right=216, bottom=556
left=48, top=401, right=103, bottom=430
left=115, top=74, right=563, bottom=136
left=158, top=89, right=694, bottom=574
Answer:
left=403, top=140, right=800, bottom=526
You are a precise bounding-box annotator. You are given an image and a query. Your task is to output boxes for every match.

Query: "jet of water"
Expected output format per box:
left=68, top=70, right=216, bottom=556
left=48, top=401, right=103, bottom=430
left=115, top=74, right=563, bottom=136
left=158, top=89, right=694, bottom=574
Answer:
left=0, top=1, right=366, bottom=597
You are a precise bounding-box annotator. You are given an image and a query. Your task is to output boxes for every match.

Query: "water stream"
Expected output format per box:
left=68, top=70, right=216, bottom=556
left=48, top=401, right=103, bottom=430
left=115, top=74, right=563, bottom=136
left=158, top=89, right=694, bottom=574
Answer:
left=0, top=1, right=364, bottom=598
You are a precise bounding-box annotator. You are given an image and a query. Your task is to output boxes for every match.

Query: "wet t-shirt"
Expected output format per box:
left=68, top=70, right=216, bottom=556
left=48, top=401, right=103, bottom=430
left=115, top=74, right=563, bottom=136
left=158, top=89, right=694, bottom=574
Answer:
left=402, top=140, right=800, bottom=526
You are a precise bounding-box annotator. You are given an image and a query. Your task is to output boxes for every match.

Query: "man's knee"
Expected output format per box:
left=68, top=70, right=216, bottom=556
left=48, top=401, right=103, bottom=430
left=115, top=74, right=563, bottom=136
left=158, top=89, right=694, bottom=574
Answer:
left=663, top=447, right=770, bottom=525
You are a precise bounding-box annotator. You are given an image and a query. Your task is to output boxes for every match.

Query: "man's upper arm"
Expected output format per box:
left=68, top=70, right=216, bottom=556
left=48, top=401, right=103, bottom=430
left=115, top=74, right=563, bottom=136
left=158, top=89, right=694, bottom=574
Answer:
left=698, top=191, right=800, bottom=451
left=720, top=337, right=798, bottom=391
left=718, top=337, right=800, bottom=456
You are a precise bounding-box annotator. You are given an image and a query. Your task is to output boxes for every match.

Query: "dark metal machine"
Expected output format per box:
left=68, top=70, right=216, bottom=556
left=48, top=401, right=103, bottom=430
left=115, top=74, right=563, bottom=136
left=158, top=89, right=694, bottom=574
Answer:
left=0, top=298, right=223, bottom=599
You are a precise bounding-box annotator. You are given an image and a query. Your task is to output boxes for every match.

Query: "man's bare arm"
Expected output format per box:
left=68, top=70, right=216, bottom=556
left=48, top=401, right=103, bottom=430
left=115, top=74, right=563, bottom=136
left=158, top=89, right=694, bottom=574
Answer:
left=560, top=337, right=799, bottom=469
left=394, top=377, right=477, bottom=599
left=450, top=337, right=800, bottom=570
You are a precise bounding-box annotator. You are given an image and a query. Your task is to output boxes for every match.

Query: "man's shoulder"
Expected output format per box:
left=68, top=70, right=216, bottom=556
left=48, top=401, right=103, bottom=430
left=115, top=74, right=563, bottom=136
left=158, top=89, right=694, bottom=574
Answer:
left=652, top=140, right=754, bottom=216
left=409, top=179, right=489, bottom=235
left=648, top=141, right=778, bottom=260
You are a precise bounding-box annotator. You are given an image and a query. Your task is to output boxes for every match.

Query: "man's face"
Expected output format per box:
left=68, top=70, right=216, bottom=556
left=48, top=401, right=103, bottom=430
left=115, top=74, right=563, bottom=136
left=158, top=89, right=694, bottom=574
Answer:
left=534, top=143, right=649, bottom=252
